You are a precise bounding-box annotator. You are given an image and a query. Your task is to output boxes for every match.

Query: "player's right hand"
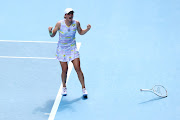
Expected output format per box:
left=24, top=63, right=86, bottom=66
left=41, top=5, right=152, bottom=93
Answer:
left=48, top=26, right=53, bottom=32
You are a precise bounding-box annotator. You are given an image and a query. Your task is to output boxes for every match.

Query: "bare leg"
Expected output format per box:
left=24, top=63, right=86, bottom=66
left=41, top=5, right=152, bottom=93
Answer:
left=72, top=58, right=85, bottom=89
left=60, top=61, right=68, bottom=87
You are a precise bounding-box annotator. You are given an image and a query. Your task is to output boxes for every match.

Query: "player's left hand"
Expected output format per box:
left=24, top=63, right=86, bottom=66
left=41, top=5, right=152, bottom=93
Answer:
left=87, top=24, right=91, bottom=30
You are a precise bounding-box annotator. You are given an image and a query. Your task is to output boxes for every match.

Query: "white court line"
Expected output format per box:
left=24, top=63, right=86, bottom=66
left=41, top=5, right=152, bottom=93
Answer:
left=0, top=40, right=57, bottom=43
left=0, top=40, right=56, bottom=59
left=48, top=42, right=81, bottom=120
left=0, top=56, right=56, bottom=59
left=0, top=40, right=81, bottom=61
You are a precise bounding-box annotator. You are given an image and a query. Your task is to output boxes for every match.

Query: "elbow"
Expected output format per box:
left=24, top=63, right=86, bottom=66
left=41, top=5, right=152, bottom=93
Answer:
left=79, top=30, right=84, bottom=35
left=79, top=32, right=84, bottom=35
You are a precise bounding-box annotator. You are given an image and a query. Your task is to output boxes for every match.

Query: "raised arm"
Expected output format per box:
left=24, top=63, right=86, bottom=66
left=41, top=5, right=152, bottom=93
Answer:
left=76, top=21, right=91, bottom=35
left=48, top=21, right=61, bottom=37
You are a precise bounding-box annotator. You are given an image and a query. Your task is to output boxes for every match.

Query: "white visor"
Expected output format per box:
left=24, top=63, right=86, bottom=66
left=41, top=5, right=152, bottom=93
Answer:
left=64, top=8, right=74, bottom=14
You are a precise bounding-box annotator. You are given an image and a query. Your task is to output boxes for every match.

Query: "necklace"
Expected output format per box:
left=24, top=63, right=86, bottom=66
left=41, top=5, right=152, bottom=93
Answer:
left=68, top=28, right=70, bottom=32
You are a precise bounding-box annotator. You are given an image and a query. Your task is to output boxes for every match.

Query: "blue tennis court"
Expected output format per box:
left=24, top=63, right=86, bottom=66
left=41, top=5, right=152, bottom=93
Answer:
left=0, top=0, right=180, bottom=120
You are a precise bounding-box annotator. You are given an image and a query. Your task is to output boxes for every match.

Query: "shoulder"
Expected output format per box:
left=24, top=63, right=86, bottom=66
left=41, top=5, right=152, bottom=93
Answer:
left=56, top=20, right=62, bottom=26
left=75, top=20, right=79, bottom=24
left=75, top=20, right=80, bottom=26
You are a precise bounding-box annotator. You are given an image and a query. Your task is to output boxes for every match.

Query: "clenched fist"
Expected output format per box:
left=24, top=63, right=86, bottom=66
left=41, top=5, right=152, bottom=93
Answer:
left=87, top=24, right=91, bottom=30
left=48, top=26, right=53, bottom=32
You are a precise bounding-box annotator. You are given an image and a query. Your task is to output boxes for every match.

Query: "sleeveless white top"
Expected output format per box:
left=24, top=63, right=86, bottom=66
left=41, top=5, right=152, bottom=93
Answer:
left=56, top=19, right=80, bottom=62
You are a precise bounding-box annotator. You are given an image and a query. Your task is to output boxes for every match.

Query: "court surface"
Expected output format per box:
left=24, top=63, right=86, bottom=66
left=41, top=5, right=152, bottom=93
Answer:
left=0, top=0, right=180, bottom=120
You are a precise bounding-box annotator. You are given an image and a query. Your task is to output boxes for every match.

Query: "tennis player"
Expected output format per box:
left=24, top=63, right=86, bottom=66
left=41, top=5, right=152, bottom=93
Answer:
left=48, top=8, right=91, bottom=98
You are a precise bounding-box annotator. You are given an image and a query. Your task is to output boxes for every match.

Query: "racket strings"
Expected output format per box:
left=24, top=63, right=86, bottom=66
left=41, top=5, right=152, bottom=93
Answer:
left=153, top=86, right=167, bottom=97
left=155, top=87, right=162, bottom=95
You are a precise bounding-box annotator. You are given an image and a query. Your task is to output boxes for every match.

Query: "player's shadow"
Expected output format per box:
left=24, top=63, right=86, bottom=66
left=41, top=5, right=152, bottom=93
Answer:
left=33, top=96, right=87, bottom=114
left=57, top=96, right=84, bottom=112
left=139, top=97, right=166, bottom=104
left=33, top=100, right=55, bottom=114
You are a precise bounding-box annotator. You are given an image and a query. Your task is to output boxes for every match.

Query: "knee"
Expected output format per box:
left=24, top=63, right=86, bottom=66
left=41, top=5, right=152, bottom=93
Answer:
left=74, top=67, right=81, bottom=73
left=62, top=67, right=68, bottom=74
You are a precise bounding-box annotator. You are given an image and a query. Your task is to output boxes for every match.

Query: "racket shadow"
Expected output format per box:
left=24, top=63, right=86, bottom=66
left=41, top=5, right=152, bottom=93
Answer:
left=139, top=97, right=166, bottom=104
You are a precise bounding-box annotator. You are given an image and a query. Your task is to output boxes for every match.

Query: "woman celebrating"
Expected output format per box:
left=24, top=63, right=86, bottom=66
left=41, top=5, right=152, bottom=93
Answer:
left=48, top=8, right=91, bottom=98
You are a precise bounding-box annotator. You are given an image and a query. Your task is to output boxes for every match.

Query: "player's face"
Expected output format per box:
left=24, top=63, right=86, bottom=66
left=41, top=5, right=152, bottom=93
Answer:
left=66, top=12, right=74, bottom=22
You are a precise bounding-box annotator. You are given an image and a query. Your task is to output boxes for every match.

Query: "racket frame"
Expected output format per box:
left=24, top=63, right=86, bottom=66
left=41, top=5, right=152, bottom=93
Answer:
left=140, top=85, right=168, bottom=98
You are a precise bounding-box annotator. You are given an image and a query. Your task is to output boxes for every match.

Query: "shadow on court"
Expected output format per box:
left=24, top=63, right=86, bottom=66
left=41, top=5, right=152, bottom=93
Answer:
left=33, top=100, right=55, bottom=114
left=57, top=96, right=86, bottom=112
left=32, top=95, right=87, bottom=115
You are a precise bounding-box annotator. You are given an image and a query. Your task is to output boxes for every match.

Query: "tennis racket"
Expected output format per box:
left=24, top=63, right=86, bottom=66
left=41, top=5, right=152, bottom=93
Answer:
left=140, top=85, right=168, bottom=98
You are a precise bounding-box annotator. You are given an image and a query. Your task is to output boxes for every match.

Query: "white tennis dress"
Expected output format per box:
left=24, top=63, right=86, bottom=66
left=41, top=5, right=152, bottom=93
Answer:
left=56, top=19, right=80, bottom=62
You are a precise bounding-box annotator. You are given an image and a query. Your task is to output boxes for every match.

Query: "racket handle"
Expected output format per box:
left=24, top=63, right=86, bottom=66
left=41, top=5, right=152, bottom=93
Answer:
left=140, top=89, right=151, bottom=91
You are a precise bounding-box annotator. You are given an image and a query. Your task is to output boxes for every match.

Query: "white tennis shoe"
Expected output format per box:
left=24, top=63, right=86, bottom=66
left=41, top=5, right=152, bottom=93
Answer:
left=82, top=88, right=88, bottom=98
left=61, top=87, right=67, bottom=96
